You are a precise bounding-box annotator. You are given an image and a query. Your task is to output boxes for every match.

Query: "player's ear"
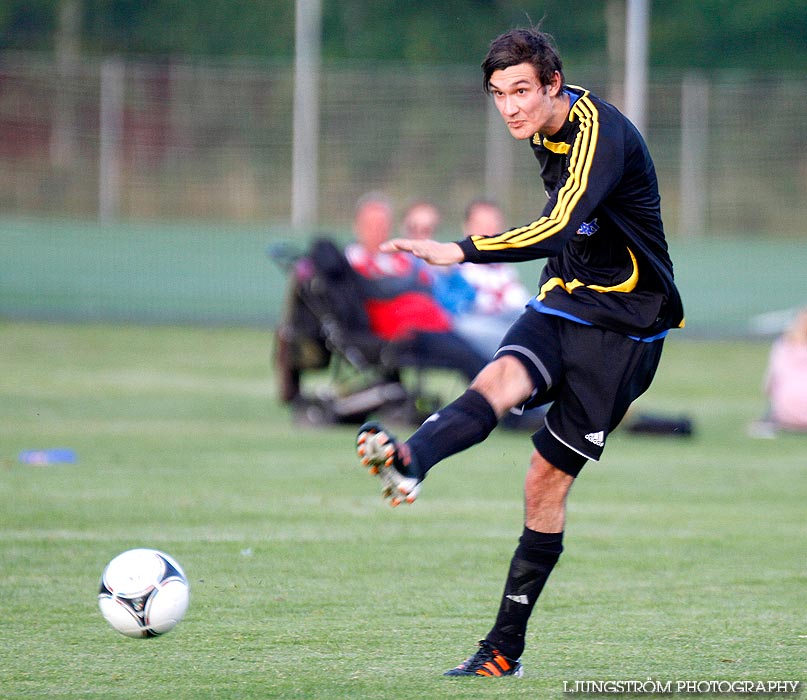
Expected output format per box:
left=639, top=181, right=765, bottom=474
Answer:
left=548, top=71, right=563, bottom=97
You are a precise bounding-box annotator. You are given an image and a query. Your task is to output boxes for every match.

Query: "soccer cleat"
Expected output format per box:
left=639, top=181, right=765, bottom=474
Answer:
left=443, top=640, right=523, bottom=677
left=356, top=421, right=422, bottom=506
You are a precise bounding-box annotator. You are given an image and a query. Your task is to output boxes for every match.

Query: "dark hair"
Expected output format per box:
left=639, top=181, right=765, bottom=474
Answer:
left=481, top=28, right=564, bottom=93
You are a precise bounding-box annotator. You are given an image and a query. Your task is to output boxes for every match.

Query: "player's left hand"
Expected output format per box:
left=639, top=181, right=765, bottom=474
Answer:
left=380, top=238, right=464, bottom=266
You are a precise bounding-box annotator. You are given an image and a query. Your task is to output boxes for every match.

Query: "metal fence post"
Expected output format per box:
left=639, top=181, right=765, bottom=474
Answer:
left=99, top=56, right=125, bottom=223
left=624, top=0, right=649, bottom=135
left=484, top=98, right=514, bottom=213
left=291, top=0, right=322, bottom=230
left=679, top=72, right=709, bottom=237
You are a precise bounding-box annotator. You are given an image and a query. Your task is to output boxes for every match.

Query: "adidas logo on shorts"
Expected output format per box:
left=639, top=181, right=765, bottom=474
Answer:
left=584, top=431, right=605, bottom=447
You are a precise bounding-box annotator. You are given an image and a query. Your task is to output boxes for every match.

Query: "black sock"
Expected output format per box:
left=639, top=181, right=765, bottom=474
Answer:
left=406, top=389, right=498, bottom=478
left=485, top=528, right=564, bottom=660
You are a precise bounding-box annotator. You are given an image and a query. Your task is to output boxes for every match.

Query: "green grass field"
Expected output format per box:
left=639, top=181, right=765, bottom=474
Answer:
left=1, top=322, right=805, bottom=699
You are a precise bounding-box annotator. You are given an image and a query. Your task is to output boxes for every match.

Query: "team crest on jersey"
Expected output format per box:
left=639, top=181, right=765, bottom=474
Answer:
left=577, top=218, right=599, bottom=236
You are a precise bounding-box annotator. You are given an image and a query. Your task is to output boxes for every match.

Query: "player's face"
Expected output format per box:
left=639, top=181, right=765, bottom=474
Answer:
left=489, top=63, right=565, bottom=139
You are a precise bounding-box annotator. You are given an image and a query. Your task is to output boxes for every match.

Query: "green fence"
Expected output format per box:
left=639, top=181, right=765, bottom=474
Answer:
left=1, top=217, right=290, bottom=327
left=1, top=217, right=805, bottom=337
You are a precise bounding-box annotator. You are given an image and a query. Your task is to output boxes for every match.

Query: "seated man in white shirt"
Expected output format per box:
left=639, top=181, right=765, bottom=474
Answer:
left=453, top=198, right=531, bottom=358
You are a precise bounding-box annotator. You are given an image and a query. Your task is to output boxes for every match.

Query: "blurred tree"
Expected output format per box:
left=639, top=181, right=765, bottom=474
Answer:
left=0, top=0, right=55, bottom=50
left=320, top=0, right=605, bottom=67
left=0, top=0, right=804, bottom=71
left=80, top=0, right=295, bottom=58
left=652, top=0, right=807, bottom=71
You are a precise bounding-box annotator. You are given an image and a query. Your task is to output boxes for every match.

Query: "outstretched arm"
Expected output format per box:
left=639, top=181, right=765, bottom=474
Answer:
left=380, top=238, right=465, bottom=266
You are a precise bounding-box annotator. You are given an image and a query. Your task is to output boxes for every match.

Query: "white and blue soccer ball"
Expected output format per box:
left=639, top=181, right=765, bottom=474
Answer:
left=98, top=548, right=190, bottom=638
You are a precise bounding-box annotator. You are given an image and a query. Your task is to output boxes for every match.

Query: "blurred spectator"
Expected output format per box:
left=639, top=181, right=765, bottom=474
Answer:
left=452, top=198, right=531, bottom=358
left=459, top=199, right=531, bottom=314
left=751, top=308, right=807, bottom=436
left=401, top=199, right=441, bottom=240
left=345, top=192, right=486, bottom=382
left=401, top=199, right=476, bottom=315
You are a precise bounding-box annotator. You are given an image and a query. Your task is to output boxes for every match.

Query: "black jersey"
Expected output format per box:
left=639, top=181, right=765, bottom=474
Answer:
left=457, top=86, right=684, bottom=338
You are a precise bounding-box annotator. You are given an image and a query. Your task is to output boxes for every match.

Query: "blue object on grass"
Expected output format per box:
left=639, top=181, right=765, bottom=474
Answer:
left=18, top=449, right=77, bottom=465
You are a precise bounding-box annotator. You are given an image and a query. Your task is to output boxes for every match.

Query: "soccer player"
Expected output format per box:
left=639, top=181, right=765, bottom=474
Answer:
left=355, top=27, right=684, bottom=677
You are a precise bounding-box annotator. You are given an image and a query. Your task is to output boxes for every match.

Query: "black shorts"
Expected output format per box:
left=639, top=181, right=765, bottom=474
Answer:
left=495, top=308, right=664, bottom=477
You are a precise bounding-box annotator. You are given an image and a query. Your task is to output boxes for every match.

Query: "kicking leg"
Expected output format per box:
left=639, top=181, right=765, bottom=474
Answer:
left=356, top=355, right=532, bottom=505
